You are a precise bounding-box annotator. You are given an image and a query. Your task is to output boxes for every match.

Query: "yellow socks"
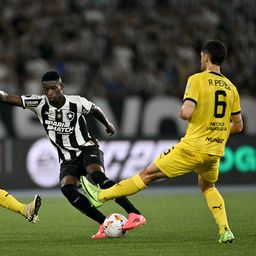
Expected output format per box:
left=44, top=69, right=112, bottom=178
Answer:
left=99, top=174, right=146, bottom=201
left=203, top=187, right=229, bottom=234
left=0, top=189, right=25, bottom=216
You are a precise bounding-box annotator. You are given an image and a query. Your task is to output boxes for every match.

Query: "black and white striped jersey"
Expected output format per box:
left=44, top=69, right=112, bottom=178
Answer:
left=21, top=94, right=94, bottom=162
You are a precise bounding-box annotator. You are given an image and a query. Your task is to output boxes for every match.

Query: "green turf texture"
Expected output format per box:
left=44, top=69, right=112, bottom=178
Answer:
left=0, top=190, right=255, bottom=256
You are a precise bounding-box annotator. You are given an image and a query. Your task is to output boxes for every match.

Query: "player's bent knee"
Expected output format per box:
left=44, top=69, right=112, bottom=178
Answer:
left=198, top=176, right=215, bottom=192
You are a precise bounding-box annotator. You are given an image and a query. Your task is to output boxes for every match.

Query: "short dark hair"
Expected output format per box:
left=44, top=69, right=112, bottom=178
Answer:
left=201, top=40, right=227, bottom=66
left=42, top=71, right=61, bottom=83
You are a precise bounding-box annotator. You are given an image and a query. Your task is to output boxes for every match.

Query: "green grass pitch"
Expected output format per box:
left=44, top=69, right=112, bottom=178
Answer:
left=0, top=189, right=255, bottom=256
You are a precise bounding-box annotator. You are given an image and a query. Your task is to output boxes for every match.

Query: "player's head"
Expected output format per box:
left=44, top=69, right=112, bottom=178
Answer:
left=200, top=40, right=227, bottom=71
left=42, top=71, right=62, bottom=84
left=42, top=71, right=64, bottom=105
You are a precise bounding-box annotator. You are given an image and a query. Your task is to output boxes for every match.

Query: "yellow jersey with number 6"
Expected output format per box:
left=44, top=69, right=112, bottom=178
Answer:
left=179, top=71, right=241, bottom=156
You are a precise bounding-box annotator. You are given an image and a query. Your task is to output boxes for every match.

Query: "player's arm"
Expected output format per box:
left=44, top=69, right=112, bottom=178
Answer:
left=90, top=103, right=115, bottom=135
left=179, top=99, right=196, bottom=120
left=230, top=113, right=243, bottom=134
left=0, top=91, right=23, bottom=107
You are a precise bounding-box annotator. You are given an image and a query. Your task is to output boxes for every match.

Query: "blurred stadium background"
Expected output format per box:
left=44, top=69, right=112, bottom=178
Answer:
left=0, top=0, right=255, bottom=190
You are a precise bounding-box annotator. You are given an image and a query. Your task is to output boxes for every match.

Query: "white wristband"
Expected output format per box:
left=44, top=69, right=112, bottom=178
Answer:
left=0, top=90, right=8, bottom=96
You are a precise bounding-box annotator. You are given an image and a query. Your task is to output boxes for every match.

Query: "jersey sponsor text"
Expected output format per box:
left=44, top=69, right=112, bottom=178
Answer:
left=205, top=137, right=224, bottom=144
left=45, top=120, right=74, bottom=134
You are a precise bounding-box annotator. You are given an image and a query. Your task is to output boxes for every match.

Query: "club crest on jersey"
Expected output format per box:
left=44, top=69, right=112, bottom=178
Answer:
left=66, top=111, right=75, bottom=121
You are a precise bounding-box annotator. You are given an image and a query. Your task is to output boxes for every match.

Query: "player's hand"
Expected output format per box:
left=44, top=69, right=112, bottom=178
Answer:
left=0, top=90, right=8, bottom=96
left=0, top=90, right=8, bottom=103
left=106, top=123, right=115, bottom=136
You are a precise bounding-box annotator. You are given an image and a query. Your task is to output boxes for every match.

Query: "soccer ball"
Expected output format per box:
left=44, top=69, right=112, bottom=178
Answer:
left=103, top=213, right=127, bottom=238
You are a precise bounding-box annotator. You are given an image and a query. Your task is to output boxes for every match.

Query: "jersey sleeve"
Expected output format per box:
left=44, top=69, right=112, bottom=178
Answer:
left=79, top=96, right=93, bottom=115
left=231, top=87, right=241, bottom=115
left=183, top=75, right=199, bottom=104
left=20, top=95, right=43, bottom=111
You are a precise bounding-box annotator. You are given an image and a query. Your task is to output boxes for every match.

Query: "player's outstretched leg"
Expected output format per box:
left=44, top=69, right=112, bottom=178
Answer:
left=23, top=195, right=42, bottom=223
left=81, top=173, right=147, bottom=206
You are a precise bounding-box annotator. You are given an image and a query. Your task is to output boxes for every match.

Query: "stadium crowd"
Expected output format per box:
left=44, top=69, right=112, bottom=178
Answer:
left=0, top=0, right=255, bottom=99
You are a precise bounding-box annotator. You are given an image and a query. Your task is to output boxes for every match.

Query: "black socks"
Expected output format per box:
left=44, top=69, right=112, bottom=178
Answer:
left=61, top=184, right=105, bottom=224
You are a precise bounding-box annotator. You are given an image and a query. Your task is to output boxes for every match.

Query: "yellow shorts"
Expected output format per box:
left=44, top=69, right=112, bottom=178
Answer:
left=153, top=145, right=220, bottom=183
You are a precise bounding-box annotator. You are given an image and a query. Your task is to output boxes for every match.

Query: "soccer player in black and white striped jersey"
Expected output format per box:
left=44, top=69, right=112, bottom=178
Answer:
left=0, top=71, right=146, bottom=238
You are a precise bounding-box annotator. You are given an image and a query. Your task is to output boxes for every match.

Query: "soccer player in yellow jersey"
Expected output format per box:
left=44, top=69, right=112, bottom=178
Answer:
left=81, top=40, right=243, bottom=243
left=0, top=189, right=41, bottom=223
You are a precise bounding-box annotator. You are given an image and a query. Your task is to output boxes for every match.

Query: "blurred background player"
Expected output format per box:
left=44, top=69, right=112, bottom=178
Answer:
left=0, top=189, right=41, bottom=223
left=81, top=40, right=243, bottom=243
left=0, top=71, right=146, bottom=238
